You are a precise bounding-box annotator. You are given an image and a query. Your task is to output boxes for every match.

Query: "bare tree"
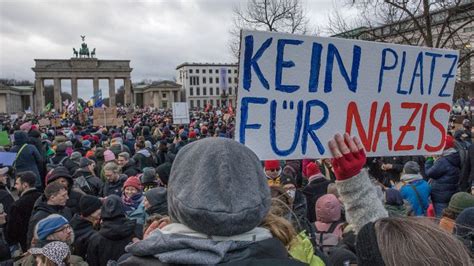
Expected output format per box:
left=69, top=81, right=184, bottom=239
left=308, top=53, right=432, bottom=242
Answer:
left=229, top=0, right=313, bottom=59
left=327, top=0, right=473, bottom=69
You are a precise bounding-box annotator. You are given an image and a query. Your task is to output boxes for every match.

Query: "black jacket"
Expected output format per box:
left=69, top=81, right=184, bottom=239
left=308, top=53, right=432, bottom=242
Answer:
left=101, top=174, right=127, bottom=197
left=118, top=237, right=305, bottom=266
left=70, top=214, right=97, bottom=259
left=303, top=177, right=331, bottom=223
left=26, top=196, right=73, bottom=249
left=73, top=169, right=104, bottom=197
left=5, top=188, right=42, bottom=251
left=122, top=160, right=140, bottom=177
left=49, top=153, right=79, bottom=175
left=87, top=216, right=139, bottom=266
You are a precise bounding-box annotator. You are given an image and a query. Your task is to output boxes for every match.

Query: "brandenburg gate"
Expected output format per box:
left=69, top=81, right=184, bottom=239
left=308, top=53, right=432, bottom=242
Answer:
left=32, top=36, right=133, bottom=113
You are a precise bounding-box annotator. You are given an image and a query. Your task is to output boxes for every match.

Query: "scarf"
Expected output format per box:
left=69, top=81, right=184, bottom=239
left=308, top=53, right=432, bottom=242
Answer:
left=400, top=173, right=423, bottom=183
left=122, top=191, right=144, bottom=211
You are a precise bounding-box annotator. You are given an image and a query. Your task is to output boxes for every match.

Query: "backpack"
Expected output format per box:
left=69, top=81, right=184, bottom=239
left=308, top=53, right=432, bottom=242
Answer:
left=454, top=140, right=471, bottom=191
left=74, top=175, right=95, bottom=195
left=314, top=221, right=344, bottom=255
left=46, top=157, right=68, bottom=173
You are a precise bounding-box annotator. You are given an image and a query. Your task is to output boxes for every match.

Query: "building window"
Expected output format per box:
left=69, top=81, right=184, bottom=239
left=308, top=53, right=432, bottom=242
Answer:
left=202, top=77, right=206, bottom=84
left=203, top=69, right=206, bottom=74
left=216, top=100, right=220, bottom=107
left=216, top=77, right=219, bottom=83
left=210, top=87, right=213, bottom=95
left=228, top=69, right=231, bottom=74
left=216, top=88, right=220, bottom=95
left=162, top=93, right=167, bottom=98
left=234, top=69, right=237, bottom=74
left=210, top=99, right=214, bottom=106
left=197, top=87, right=201, bottom=96
left=196, top=69, right=200, bottom=74
left=197, top=100, right=201, bottom=108
left=228, top=77, right=231, bottom=83
left=229, top=87, right=232, bottom=95
left=234, top=77, right=238, bottom=83
left=209, top=77, right=213, bottom=84
left=209, top=69, right=212, bottom=74
left=189, top=69, right=193, bottom=74
left=190, top=88, right=193, bottom=96
left=203, top=87, right=207, bottom=96
left=190, top=100, right=194, bottom=108
left=216, top=69, right=219, bottom=73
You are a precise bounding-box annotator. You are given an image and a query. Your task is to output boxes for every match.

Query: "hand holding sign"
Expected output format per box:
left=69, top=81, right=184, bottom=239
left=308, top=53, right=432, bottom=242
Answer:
left=328, top=133, right=366, bottom=181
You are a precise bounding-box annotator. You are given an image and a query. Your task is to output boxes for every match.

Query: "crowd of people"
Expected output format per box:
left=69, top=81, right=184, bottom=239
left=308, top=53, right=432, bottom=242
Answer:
left=0, top=105, right=471, bottom=265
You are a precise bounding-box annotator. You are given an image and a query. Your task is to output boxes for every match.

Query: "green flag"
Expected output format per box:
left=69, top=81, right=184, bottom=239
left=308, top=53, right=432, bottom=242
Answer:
left=77, top=102, right=83, bottom=112
left=0, top=131, right=10, bottom=146
left=43, top=102, right=52, bottom=112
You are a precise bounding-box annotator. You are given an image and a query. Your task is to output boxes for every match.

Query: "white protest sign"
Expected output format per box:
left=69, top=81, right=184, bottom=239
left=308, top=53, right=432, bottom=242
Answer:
left=172, top=102, right=190, bottom=124
left=236, top=30, right=459, bottom=160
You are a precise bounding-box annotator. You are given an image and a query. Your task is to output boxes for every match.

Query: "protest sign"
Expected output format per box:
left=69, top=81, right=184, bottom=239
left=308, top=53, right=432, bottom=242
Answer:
left=172, top=102, right=190, bottom=124
left=0, top=131, right=10, bottom=146
left=93, top=108, right=122, bottom=126
left=0, top=152, right=16, bottom=166
left=38, top=118, right=51, bottom=127
left=235, top=30, right=459, bottom=159
left=51, top=118, right=61, bottom=128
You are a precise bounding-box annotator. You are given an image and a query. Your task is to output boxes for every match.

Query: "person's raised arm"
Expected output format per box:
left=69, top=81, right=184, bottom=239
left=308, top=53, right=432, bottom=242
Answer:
left=329, top=133, right=388, bottom=233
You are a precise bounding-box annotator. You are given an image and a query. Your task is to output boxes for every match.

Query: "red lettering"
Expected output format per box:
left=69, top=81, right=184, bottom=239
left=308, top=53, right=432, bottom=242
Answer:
left=345, top=101, right=377, bottom=151
left=425, top=103, right=451, bottom=152
left=417, top=103, right=428, bottom=150
left=372, top=102, right=393, bottom=152
left=394, top=102, right=422, bottom=151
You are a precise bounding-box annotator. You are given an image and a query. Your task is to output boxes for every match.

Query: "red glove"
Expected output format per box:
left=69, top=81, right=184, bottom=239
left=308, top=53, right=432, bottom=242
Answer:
left=331, top=149, right=366, bottom=181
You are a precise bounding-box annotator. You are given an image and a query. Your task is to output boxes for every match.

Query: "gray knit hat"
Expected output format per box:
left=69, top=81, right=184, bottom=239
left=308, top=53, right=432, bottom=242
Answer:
left=403, top=161, right=420, bottom=175
left=168, top=138, right=271, bottom=236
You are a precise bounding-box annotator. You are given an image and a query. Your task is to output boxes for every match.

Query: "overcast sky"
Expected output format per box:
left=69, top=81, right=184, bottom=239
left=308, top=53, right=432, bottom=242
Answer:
left=0, top=0, right=353, bottom=98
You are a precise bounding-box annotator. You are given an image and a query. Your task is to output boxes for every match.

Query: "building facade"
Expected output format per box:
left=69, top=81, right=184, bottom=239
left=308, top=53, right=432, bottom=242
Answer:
left=176, top=63, right=238, bottom=109
left=133, top=80, right=182, bottom=108
left=0, top=84, right=34, bottom=113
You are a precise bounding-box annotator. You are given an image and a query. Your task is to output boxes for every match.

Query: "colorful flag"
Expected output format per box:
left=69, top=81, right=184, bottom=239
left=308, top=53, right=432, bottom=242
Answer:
left=43, top=102, right=52, bottom=112
left=228, top=101, right=234, bottom=116
left=77, top=102, right=83, bottom=112
left=63, top=99, right=69, bottom=108
left=67, top=101, right=75, bottom=112
left=94, top=90, right=103, bottom=108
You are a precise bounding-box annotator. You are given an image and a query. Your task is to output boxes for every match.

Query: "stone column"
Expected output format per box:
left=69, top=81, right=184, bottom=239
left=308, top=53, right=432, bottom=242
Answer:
left=93, top=78, right=99, bottom=97
left=124, top=78, right=132, bottom=105
left=169, top=90, right=175, bottom=104
left=6, top=93, right=11, bottom=113
left=29, top=94, right=34, bottom=111
left=108, top=78, right=116, bottom=106
left=71, top=78, right=78, bottom=104
left=53, top=78, right=62, bottom=111
left=34, top=78, right=44, bottom=113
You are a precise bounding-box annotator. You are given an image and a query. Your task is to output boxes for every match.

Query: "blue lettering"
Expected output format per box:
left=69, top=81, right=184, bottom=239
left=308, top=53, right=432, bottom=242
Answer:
left=425, top=52, right=442, bottom=95
left=409, top=52, right=424, bottom=95
left=324, top=44, right=361, bottom=93
left=243, top=35, right=273, bottom=91
left=397, top=51, right=409, bottom=95
left=275, top=39, right=303, bottom=93
left=439, top=54, right=458, bottom=97
left=301, top=100, right=329, bottom=155
left=308, top=42, right=323, bottom=92
left=239, top=97, right=268, bottom=144
left=378, top=48, right=398, bottom=93
left=270, top=100, right=303, bottom=156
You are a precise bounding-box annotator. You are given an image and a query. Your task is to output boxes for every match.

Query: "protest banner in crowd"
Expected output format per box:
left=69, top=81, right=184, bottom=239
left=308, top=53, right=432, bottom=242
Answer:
left=235, top=30, right=459, bottom=160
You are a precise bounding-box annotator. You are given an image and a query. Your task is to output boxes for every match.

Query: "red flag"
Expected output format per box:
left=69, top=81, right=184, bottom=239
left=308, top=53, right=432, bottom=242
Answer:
left=205, top=103, right=212, bottom=112
left=228, top=101, right=234, bottom=116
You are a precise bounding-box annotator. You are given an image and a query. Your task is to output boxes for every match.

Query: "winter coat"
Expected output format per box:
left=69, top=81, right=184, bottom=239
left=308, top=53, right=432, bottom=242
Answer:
left=70, top=214, right=97, bottom=259
left=128, top=203, right=146, bottom=225
left=0, top=184, right=14, bottom=216
left=5, top=188, right=42, bottom=251
left=123, top=140, right=135, bottom=155
left=303, top=174, right=331, bottom=223
left=26, top=196, right=73, bottom=249
left=117, top=224, right=305, bottom=266
left=47, top=169, right=84, bottom=215
left=400, top=179, right=431, bottom=216
left=384, top=204, right=408, bottom=217
left=132, top=149, right=155, bottom=169
left=11, top=132, right=42, bottom=185
left=87, top=216, right=139, bottom=266
left=122, top=160, right=140, bottom=177
left=425, top=151, right=461, bottom=203
left=101, top=174, right=127, bottom=197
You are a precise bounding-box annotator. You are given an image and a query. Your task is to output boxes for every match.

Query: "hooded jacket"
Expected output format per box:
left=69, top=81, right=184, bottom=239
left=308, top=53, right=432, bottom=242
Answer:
left=118, top=224, right=305, bottom=266
left=26, top=196, right=73, bottom=249
left=425, top=150, right=461, bottom=203
left=302, top=173, right=331, bottom=223
left=11, top=131, right=42, bottom=186
left=133, top=149, right=156, bottom=169
left=122, top=159, right=140, bottom=177
left=73, top=168, right=104, bottom=197
left=70, top=214, right=98, bottom=259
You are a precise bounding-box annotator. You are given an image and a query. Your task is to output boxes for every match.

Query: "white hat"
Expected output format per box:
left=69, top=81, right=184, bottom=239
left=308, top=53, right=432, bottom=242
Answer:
left=0, top=167, right=8, bottom=176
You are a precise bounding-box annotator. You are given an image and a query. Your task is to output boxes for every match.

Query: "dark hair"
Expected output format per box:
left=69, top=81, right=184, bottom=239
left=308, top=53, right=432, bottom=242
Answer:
left=44, top=181, right=67, bottom=199
left=16, top=171, right=37, bottom=187
left=136, top=136, right=146, bottom=149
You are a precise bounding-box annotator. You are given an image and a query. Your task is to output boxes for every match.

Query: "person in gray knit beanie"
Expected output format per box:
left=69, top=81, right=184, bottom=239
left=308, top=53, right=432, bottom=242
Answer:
left=119, top=138, right=304, bottom=265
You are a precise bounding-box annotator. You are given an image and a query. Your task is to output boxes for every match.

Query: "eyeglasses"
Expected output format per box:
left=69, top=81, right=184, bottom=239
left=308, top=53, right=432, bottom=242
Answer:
left=55, top=224, right=72, bottom=233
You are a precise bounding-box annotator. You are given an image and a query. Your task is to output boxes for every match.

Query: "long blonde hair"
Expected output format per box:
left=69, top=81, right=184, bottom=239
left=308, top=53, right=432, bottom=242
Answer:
left=375, top=217, right=472, bottom=266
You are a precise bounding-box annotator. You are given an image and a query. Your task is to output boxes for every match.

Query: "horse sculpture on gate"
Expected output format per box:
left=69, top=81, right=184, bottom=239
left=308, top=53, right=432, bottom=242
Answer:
left=73, top=48, right=78, bottom=58
left=72, top=35, right=96, bottom=58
